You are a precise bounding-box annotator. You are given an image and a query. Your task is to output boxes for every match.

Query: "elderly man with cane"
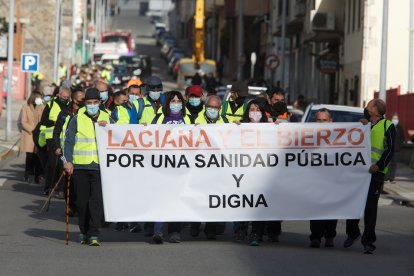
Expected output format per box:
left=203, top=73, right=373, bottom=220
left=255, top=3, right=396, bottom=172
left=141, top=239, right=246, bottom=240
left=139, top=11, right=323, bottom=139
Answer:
left=63, top=88, right=112, bottom=246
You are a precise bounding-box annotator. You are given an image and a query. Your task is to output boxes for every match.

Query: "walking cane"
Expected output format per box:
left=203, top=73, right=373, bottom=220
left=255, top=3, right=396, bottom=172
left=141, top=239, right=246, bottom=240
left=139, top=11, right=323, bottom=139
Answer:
left=39, top=172, right=65, bottom=213
left=65, top=174, right=71, bottom=245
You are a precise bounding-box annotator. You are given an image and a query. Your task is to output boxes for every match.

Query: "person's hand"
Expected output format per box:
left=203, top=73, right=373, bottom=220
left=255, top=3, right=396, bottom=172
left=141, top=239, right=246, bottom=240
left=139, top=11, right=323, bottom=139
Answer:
left=64, top=162, right=74, bottom=175
left=360, top=118, right=369, bottom=125
left=141, top=123, right=148, bottom=126
left=55, top=148, right=62, bottom=156
left=408, top=129, right=414, bottom=137
left=274, top=120, right=280, bottom=125
left=369, top=164, right=379, bottom=174
left=98, top=121, right=107, bottom=127
left=234, top=120, right=241, bottom=125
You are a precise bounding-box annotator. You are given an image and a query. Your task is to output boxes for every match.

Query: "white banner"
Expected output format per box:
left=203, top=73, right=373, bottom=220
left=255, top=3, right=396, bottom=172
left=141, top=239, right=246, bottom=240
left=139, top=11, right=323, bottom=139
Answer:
left=96, top=123, right=372, bottom=222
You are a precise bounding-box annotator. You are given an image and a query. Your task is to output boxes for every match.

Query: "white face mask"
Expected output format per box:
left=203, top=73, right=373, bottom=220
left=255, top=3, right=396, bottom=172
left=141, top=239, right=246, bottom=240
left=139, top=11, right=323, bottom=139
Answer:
left=249, top=111, right=262, bottom=122
left=35, top=97, right=43, bottom=106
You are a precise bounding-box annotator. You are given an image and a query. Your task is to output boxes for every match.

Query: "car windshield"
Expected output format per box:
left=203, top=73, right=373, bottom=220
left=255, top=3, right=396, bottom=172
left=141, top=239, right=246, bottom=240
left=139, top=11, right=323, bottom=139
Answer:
left=102, top=35, right=128, bottom=44
left=119, top=56, right=141, bottom=66
left=307, top=109, right=363, bottom=122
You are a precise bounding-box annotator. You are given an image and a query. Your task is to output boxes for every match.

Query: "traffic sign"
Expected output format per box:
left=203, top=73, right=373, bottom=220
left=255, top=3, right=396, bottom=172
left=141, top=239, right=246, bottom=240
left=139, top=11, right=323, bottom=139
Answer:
left=265, top=54, right=280, bottom=70
left=21, top=53, right=39, bottom=72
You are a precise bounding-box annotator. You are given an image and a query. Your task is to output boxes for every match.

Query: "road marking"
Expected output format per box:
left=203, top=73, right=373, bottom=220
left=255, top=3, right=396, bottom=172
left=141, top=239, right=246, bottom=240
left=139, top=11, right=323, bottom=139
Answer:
left=0, top=178, right=6, bottom=187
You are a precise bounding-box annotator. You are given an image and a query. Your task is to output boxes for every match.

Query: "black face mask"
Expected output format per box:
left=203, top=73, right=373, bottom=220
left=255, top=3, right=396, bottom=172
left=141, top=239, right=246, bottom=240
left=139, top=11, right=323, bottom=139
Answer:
left=59, top=98, right=70, bottom=106
left=363, top=108, right=370, bottom=120
left=273, top=101, right=288, bottom=114
left=77, top=101, right=85, bottom=108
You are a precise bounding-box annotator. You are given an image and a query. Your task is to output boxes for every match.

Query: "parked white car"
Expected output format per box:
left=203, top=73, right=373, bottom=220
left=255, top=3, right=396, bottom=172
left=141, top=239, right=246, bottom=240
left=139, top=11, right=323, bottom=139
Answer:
left=301, top=104, right=364, bottom=122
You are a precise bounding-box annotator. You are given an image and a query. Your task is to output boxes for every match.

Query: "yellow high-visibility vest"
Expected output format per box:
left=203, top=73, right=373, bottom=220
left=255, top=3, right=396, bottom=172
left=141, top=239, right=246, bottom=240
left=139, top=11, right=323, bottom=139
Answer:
left=73, top=111, right=110, bottom=165
left=371, top=118, right=393, bottom=174
left=44, top=99, right=62, bottom=139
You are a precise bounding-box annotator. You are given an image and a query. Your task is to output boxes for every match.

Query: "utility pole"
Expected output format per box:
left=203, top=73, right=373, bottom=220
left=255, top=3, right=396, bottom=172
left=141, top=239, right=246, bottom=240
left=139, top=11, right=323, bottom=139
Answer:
left=82, top=0, right=87, bottom=64
left=237, top=0, right=244, bottom=81
left=6, top=0, right=15, bottom=141
left=90, top=0, right=96, bottom=62
left=379, top=0, right=389, bottom=101
left=53, top=0, right=62, bottom=83
left=281, top=0, right=287, bottom=90
left=409, top=0, right=414, bottom=93
left=72, top=0, right=76, bottom=66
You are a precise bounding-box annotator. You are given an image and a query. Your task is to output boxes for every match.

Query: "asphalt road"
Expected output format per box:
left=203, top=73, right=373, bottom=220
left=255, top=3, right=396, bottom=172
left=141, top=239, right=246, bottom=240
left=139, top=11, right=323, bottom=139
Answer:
left=0, top=153, right=414, bottom=275
left=0, top=11, right=413, bottom=276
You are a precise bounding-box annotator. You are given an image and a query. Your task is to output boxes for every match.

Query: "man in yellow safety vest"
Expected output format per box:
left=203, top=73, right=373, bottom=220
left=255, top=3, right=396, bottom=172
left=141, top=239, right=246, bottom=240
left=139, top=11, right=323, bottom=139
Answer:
left=63, top=88, right=112, bottom=246
left=344, top=99, right=395, bottom=254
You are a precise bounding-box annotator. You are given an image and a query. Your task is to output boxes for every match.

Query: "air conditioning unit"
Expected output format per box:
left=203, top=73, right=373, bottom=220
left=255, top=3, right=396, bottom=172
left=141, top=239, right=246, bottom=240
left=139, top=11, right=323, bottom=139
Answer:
left=310, top=11, right=335, bottom=31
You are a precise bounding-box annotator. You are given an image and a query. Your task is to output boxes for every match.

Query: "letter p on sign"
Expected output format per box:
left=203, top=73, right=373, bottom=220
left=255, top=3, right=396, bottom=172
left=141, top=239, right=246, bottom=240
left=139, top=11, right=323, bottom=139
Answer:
left=21, top=53, right=39, bottom=72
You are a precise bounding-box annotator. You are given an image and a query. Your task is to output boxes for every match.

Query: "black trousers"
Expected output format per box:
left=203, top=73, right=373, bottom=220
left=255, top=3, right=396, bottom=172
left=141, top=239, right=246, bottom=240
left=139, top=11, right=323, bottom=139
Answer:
left=251, top=221, right=282, bottom=237
left=190, top=222, right=219, bottom=235
left=25, top=152, right=43, bottom=177
left=72, top=169, right=103, bottom=237
left=44, top=139, right=58, bottom=191
left=309, top=220, right=337, bottom=241
left=346, top=172, right=384, bottom=245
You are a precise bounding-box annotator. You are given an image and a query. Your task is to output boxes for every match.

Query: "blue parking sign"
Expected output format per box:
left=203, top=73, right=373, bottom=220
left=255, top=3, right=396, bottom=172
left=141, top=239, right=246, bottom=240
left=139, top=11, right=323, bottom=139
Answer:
left=21, top=53, right=39, bottom=72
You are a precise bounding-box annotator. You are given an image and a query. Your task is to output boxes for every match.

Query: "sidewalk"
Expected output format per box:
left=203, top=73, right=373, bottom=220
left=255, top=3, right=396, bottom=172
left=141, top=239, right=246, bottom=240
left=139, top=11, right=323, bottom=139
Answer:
left=382, top=162, right=414, bottom=206
left=0, top=99, right=25, bottom=160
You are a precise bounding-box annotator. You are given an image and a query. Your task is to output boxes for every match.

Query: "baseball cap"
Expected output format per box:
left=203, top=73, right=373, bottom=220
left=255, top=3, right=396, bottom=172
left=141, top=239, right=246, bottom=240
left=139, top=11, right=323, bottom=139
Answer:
left=84, top=88, right=101, bottom=100
left=127, top=79, right=143, bottom=88
left=185, top=85, right=203, bottom=97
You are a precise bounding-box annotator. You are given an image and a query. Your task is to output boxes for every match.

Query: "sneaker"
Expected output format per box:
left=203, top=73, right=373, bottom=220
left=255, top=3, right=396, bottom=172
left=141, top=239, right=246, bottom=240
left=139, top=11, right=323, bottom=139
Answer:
left=310, top=239, right=321, bottom=248
left=169, top=232, right=181, bottom=243
left=325, top=237, right=334, bottom=247
left=343, top=234, right=361, bottom=248
left=129, top=223, right=142, bottom=233
left=363, top=243, right=376, bottom=254
left=190, top=227, right=200, bottom=237
left=79, top=233, right=88, bottom=245
left=88, top=236, right=101, bottom=246
left=43, top=188, right=50, bottom=196
left=54, top=191, right=65, bottom=199
left=152, top=233, right=163, bottom=244
left=250, top=234, right=260, bottom=246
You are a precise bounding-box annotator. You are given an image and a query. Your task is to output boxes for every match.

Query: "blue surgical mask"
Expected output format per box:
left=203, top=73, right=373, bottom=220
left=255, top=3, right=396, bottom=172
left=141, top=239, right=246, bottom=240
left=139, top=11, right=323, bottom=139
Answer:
left=149, top=91, right=161, bottom=101
left=392, top=119, right=399, bottom=125
left=189, top=97, right=201, bottom=106
left=170, top=103, right=182, bottom=114
left=43, top=95, right=52, bottom=103
left=129, top=94, right=139, bottom=103
left=100, top=91, right=108, bottom=102
left=205, top=107, right=219, bottom=119
left=86, top=104, right=100, bottom=116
